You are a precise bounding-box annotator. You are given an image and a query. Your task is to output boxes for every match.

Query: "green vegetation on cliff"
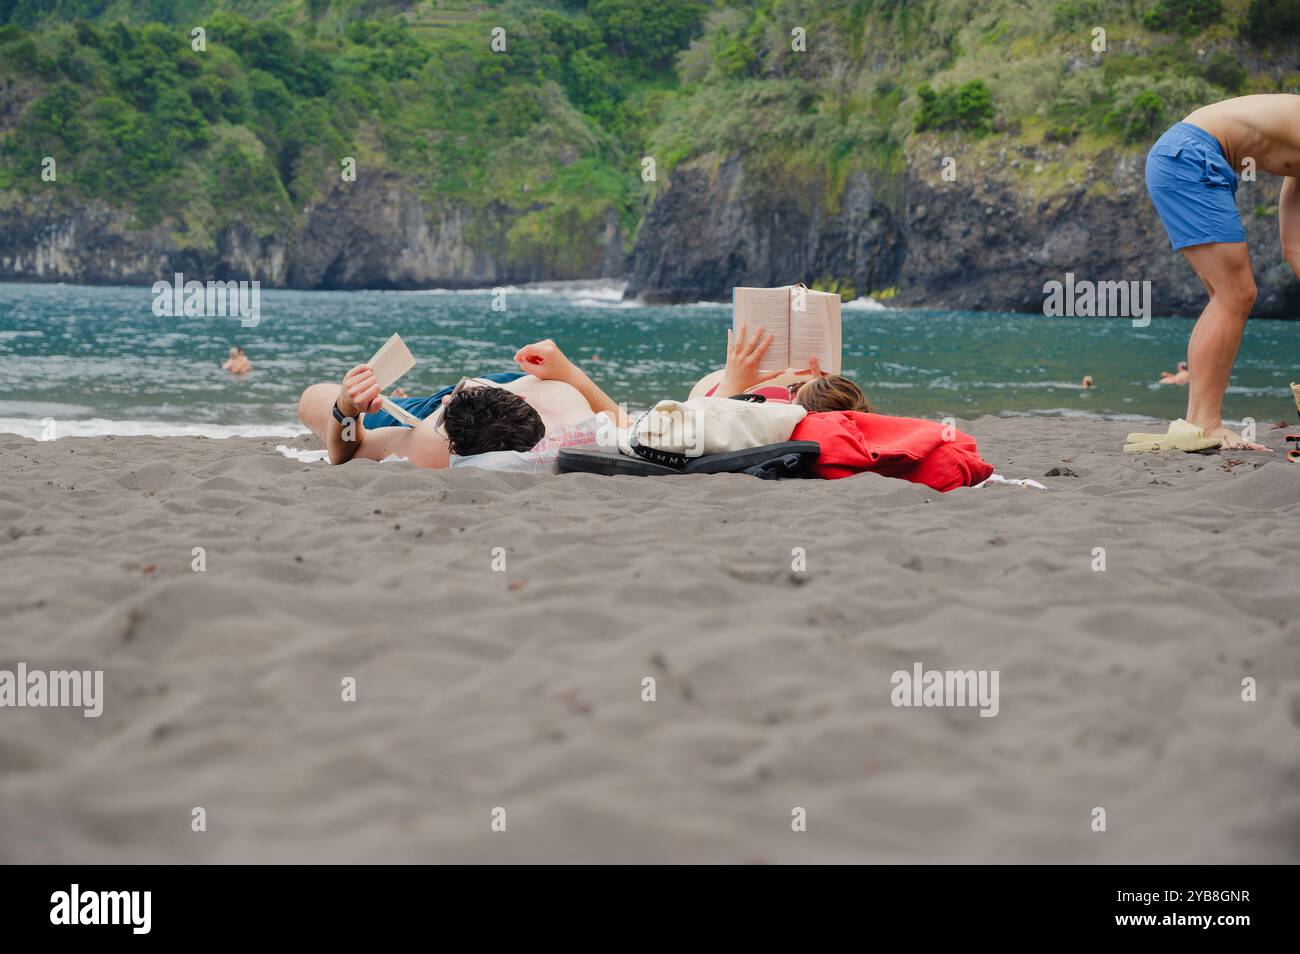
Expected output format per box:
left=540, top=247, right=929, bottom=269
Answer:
left=0, top=0, right=705, bottom=268
left=1, top=0, right=1299, bottom=277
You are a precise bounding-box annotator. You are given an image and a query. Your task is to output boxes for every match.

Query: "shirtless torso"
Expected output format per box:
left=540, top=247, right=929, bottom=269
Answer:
left=1186, top=94, right=1300, bottom=178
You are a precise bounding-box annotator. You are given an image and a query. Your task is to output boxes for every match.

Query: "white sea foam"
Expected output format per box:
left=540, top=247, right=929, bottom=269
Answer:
left=393, top=279, right=629, bottom=302
left=996, top=408, right=1163, bottom=423
left=842, top=297, right=888, bottom=311
left=0, top=418, right=308, bottom=440
left=389, top=280, right=739, bottom=309
left=568, top=296, right=641, bottom=309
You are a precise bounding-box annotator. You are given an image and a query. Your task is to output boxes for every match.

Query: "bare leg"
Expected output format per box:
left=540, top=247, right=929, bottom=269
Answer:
left=1178, top=242, right=1267, bottom=451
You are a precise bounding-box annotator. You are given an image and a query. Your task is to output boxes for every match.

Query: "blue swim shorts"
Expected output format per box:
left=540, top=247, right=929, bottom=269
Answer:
left=362, top=371, right=526, bottom=429
left=1145, top=121, right=1246, bottom=251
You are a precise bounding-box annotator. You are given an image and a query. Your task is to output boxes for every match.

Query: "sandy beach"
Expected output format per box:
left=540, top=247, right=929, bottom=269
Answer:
left=1, top=416, right=1297, bottom=864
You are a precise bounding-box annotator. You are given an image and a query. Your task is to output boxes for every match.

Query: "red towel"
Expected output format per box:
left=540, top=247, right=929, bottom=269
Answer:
left=790, top=411, right=995, bottom=491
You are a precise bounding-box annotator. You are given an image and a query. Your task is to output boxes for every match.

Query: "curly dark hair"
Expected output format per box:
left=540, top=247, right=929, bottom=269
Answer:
left=441, top=385, right=546, bottom=457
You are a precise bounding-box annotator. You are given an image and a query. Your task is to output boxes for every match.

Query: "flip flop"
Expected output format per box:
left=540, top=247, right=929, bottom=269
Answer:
left=1123, top=419, right=1222, bottom=454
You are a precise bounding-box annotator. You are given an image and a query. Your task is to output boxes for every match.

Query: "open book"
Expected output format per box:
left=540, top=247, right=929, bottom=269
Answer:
left=733, top=285, right=841, bottom=374
left=366, top=333, right=423, bottom=427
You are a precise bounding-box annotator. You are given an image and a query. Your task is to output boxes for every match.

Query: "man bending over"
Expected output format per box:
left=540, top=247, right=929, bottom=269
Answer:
left=297, top=340, right=626, bottom=468
left=1143, top=94, right=1300, bottom=451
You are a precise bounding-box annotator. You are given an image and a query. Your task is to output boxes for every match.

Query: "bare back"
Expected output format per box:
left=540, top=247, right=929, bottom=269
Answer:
left=1186, top=94, right=1300, bottom=178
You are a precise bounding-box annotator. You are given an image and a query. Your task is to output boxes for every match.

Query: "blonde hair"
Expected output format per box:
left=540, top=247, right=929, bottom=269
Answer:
left=793, top=375, right=872, bottom=414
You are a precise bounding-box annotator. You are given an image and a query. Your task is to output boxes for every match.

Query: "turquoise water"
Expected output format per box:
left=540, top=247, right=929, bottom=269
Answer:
left=0, top=281, right=1296, bottom=437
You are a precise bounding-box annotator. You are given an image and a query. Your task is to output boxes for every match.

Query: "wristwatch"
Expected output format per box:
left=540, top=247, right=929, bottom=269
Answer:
left=332, top=402, right=354, bottom=424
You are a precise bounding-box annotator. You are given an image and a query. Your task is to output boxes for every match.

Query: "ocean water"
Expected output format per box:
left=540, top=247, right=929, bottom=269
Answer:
left=0, top=280, right=1296, bottom=438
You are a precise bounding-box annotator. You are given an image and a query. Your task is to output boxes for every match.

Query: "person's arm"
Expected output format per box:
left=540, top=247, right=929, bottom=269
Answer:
left=513, top=339, right=629, bottom=425
left=328, top=364, right=388, bottom=465
left=328, top=366, right=446, bottom=466
left=1281, top=176, right=1300, bottom=277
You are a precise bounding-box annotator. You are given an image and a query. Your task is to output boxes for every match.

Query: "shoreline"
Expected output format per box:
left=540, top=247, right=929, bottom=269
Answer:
left=0, top=405, right=1281, bottom=441
left=9, top=278, right=1300, bottom=321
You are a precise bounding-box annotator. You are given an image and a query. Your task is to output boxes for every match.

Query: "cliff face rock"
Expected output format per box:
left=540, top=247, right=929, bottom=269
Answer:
left=626, top=154, right=902, bottom=304
left=0, top=172, right=625, bottom=289
left=625, top=144, right=1298, bottom=318
left=5, top=140, right=1295, bottom=317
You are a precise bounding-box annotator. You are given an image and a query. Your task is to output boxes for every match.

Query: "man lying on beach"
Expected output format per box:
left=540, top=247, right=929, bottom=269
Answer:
left=1142, top=94, right=1300, bottom=451
left=297, top=340, right=627, bottom=468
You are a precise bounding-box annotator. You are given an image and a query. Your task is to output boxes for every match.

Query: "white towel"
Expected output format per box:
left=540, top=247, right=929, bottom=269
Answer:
left=276, top=445, right=329, bottom=463
left=977, top=474, right=1047, bottom=490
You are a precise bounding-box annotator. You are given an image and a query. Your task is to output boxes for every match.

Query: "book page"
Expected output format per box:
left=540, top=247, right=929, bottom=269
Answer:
left=379, top=396, right=423, bottom=427
left=790, top=290, right=841, bottom=374
left=367, top=333, right=416, bottom=389
left=733, top=286, right=791, bottom=372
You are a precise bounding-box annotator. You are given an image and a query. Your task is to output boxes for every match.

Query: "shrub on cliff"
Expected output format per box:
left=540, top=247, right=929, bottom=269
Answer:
left=916, top=80, right=995, bottom=135
left=1201, top=52, right=1246, bottom=94
left=589, top=0, right=705, bottom=71
left=1240, top=0, right=1300, bottom=46
left=1141, top=0, right=1223, bottom=37
left=1109, top=88, right=1165, bottom=143
left=1052, top=1, right=1101, bottom=30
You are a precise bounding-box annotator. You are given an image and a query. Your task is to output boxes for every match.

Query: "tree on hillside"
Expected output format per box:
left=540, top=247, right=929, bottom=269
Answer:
left=1240, top=0, right=1300, bottom=46
left=588, top=0, right=703, bottom=70
left=1141, top=0, right=1223, bottom=37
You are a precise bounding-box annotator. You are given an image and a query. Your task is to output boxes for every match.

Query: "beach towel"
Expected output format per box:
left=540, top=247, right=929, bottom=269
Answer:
left=790, top=411, right=995, bottom=491
left=453, top=413, right=614, bottom=473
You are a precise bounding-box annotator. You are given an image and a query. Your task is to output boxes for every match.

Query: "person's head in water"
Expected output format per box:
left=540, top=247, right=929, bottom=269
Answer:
left=1082, top=374, right=1094, bottom=389
left=441, top=386, right=545, bottom=456
left=792, top=374, right=873, bottom=414
left=228, top=346, right=242, bottom=359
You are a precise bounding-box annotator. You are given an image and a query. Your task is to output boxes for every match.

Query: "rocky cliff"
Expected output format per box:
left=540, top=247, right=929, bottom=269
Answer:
left=5, top=141, right=1296, bottom=318
left=624, top=139, right=1299, bottom=319
left=0, top=172, right=626, bottom=290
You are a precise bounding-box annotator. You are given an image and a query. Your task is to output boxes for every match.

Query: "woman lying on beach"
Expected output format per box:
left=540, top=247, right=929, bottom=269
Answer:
left=696, top=324, right=872, bottom=413
left=296, top=340, right=628, bottom=468
left=697, top=325, right=995, bottom=490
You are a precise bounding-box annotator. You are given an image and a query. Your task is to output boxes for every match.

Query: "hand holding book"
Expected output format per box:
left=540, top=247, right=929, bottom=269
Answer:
left=338, top=364, right=384, bottom=417
left=732, top=284, right=842, bottom=375
left=716, top=325, right=821, bottom=398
